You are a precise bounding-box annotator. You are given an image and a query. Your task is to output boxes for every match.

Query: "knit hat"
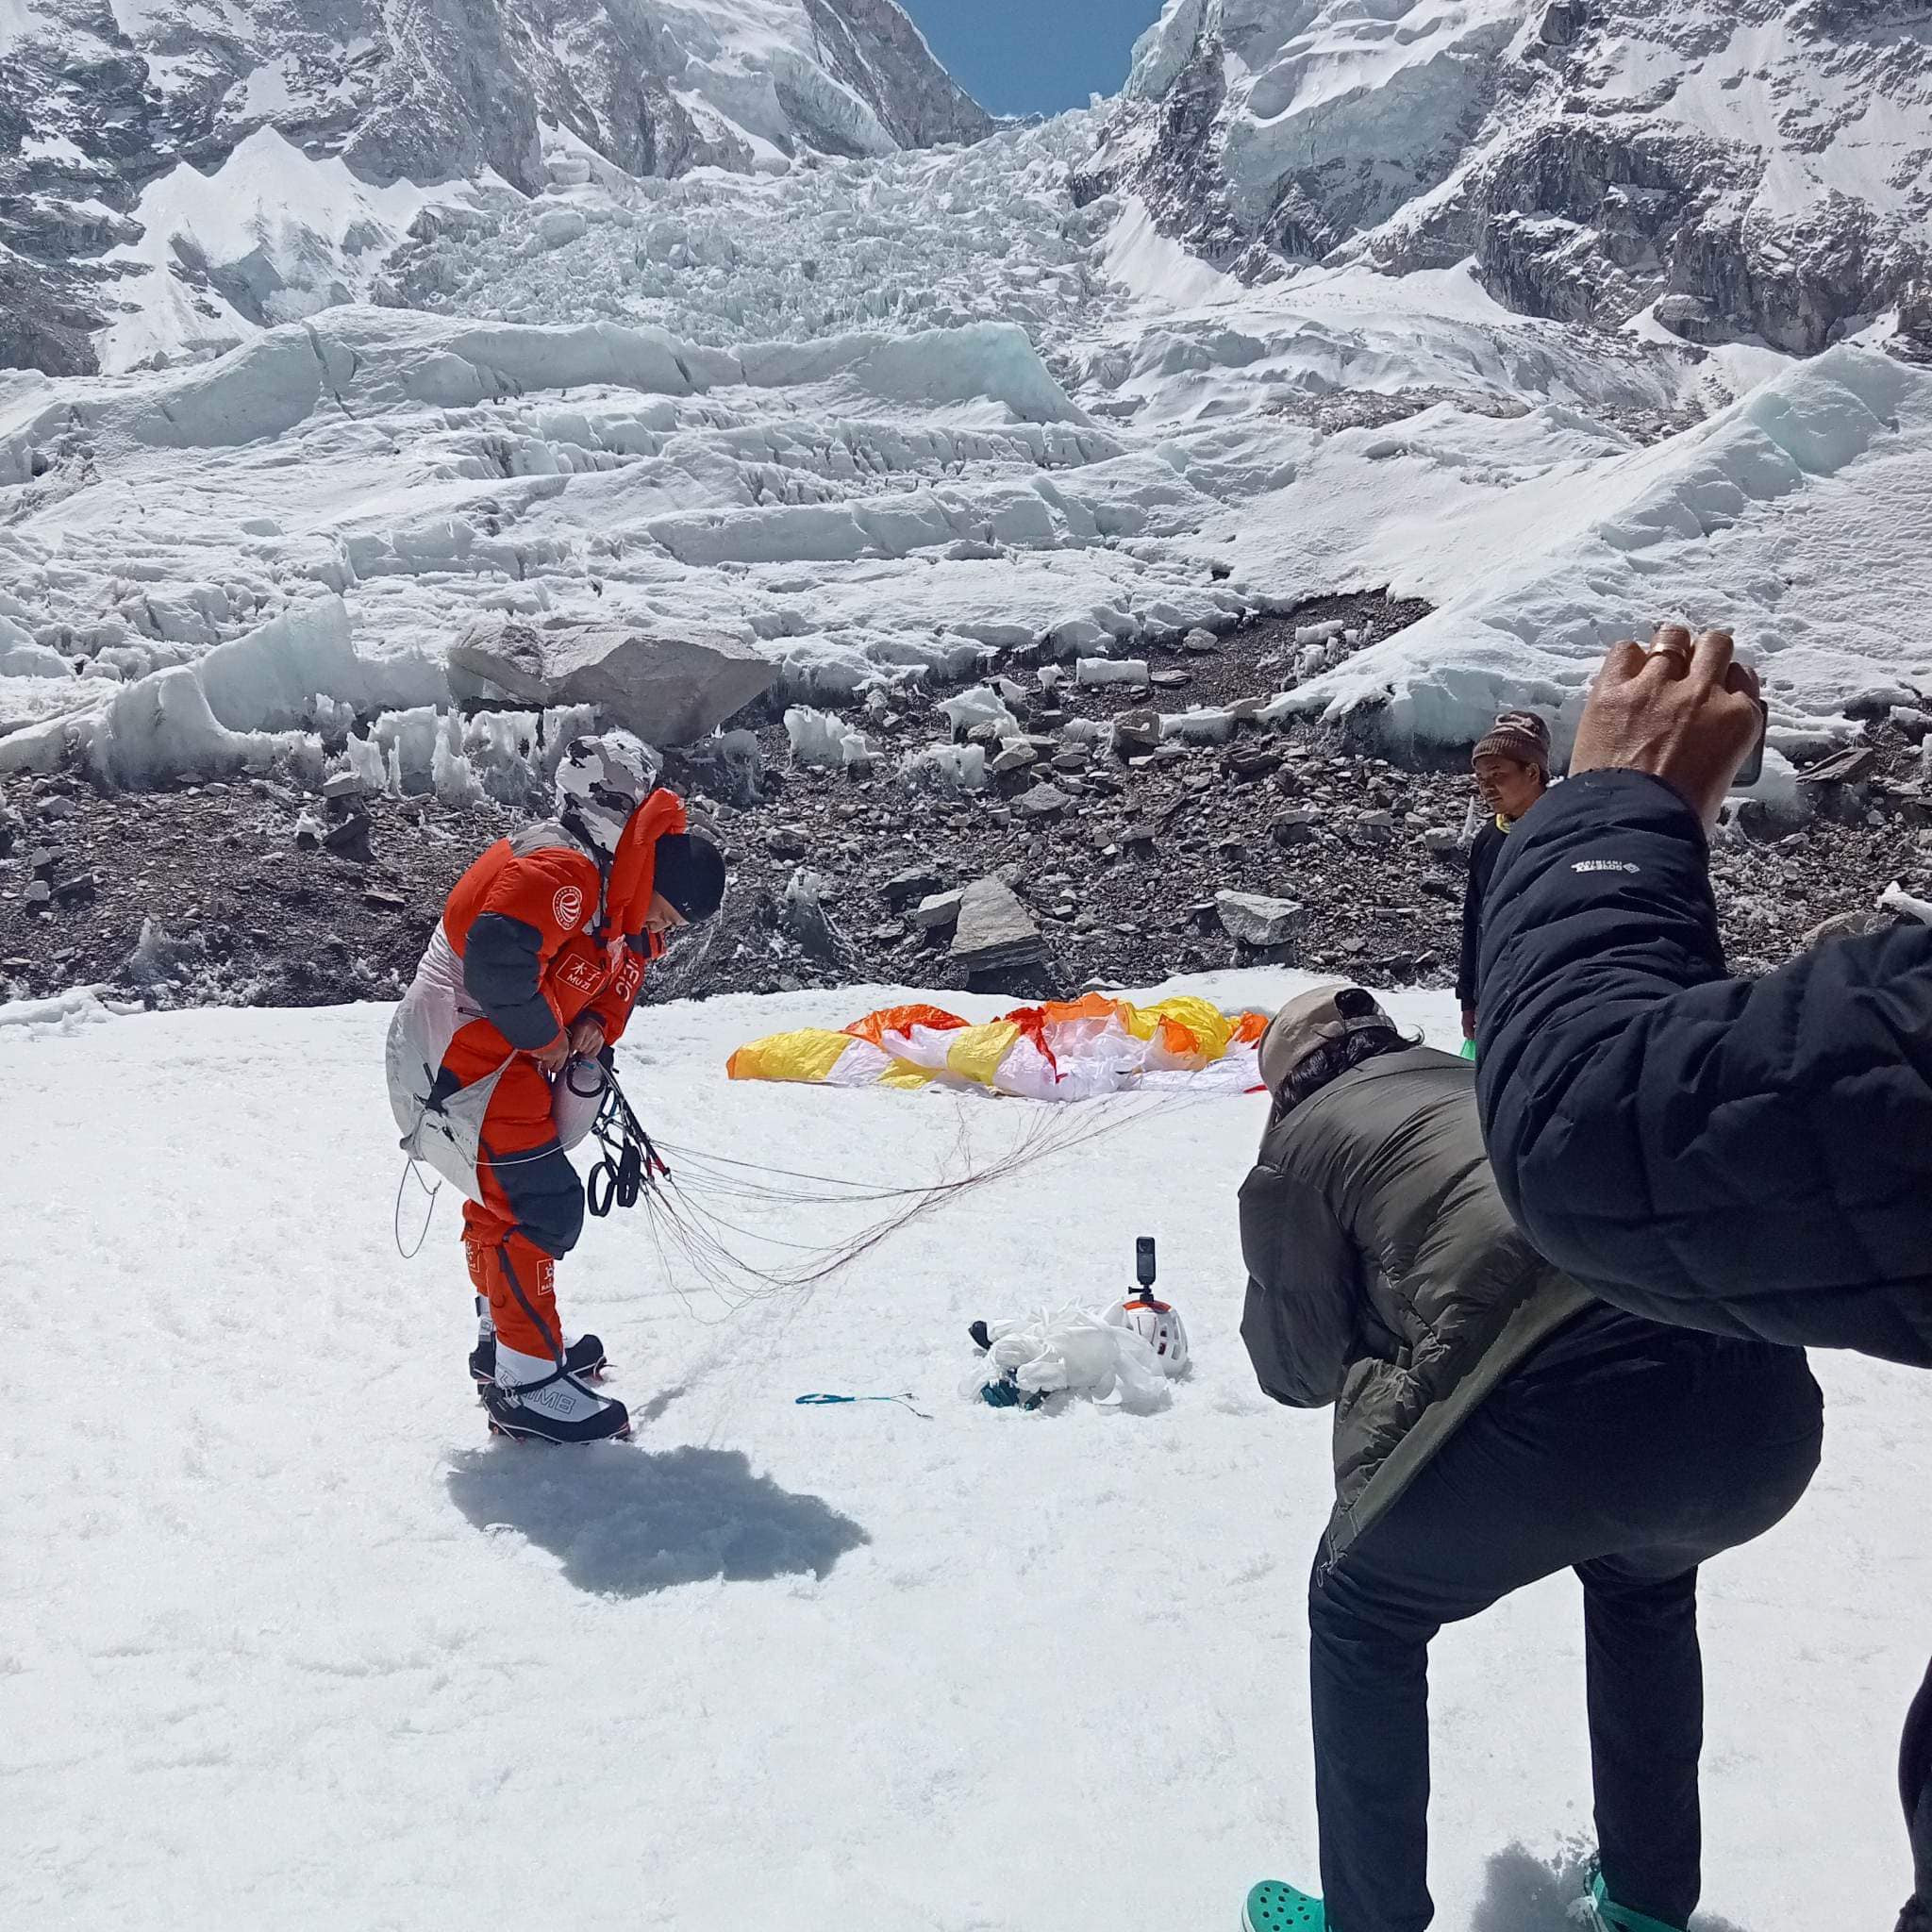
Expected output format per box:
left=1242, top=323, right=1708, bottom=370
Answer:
left=1257, top=985, right=1397, bottom=1098
left=1472, top=709, right=1552, bottom=774
left=652, top=830, right=726, bottom=923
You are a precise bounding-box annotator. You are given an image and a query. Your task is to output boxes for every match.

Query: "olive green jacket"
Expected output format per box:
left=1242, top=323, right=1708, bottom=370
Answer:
left=1240, top=1046, right=1592, bottom=1577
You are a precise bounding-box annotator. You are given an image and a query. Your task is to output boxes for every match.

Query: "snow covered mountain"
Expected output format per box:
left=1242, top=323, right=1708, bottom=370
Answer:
left=1081, top=0, right=1932, bottom=354
left=2, top=1, right=1930, bottom=806
left=0, top=0, right=991, bottom=375
left=4, top=96, right=1930, bottom=802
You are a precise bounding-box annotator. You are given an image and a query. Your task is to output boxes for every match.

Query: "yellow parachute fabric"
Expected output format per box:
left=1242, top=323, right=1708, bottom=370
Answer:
left=727, top=997, right=1270, bottom=1102
left=724, top=1029, right=865, bottom=1085
left=943, top=1021, right=1025, bottom=1088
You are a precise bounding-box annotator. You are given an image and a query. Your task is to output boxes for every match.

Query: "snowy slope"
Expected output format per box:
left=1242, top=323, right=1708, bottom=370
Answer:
left=0, top=0, right=990, bottom=374
left=2, top=973, right=1926, bottom=1927
left=1249, top=339, right=1932, bottom=754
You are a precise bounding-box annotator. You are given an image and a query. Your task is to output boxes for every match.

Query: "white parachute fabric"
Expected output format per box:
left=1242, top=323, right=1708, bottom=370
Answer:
left=965, top=1303, right=1174, bottom=1414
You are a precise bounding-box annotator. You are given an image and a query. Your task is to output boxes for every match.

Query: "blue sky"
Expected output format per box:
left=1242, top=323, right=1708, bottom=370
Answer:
left=901, top=0, right=1167, bottom=117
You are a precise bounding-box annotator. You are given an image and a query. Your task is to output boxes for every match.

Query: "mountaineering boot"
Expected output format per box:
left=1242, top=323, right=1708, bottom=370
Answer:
left=1570, top=1863, right=1686, bottom=1932
left=1244, top=1881, right=1325, bottom=1932
left=484, top=1341, right=631, bottom=1445
left=468, top=1298, right=608, bottom=1391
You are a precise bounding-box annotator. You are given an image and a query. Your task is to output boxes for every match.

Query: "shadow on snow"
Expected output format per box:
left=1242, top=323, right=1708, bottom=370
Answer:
left=445, top=1439, right=870, bottom=1597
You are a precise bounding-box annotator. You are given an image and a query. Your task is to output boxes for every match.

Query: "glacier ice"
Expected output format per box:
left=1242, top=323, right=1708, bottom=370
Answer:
left=784, top=706, right=876, bottom=771
left=2, top=95, right=1928, bottom=790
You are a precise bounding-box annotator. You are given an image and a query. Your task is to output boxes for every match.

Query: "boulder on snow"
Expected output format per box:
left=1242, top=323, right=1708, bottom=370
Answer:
left=535, top=208, right=588, bottom=250
left=1801, top=907, right=1889, bottom=951
left=448, top=617, right=775, bottom=748
left=883, top=867, right=942, bottom=911
left=1015, top=781, right=1073, bottom=820
left=324, top=810, right=374, bottom=862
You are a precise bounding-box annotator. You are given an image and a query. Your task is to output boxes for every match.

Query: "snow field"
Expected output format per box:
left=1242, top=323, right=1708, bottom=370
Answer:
left=1, top=974, right=1925, bottom=1928
left=8, top=280, right=1926, bottom=787
left=96, top=127, right=513, bottom=375
left=1124, top=0, right=1525, bottom=233
left=1120, top=0, right=1932, bottom=267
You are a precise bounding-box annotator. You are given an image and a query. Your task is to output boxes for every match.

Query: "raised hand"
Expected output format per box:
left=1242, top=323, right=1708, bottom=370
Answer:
left=1570, top=624, right=1764, bottom=826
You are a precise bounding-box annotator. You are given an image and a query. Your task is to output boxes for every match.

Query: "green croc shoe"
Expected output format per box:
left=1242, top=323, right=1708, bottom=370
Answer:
left=1243, top=1880, right=1326, bottom=1932
left=1574, top=1864, right=1686, bottom=1932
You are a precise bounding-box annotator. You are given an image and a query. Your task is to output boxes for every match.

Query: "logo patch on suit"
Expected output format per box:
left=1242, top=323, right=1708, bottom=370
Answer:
left=553, top=885, right=586, bottom=930
left=561, top=957, right=602, bottom=992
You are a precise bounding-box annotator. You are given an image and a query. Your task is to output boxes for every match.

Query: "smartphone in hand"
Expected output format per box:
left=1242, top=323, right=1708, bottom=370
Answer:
left=1735, top=698, right=1770, bottom=789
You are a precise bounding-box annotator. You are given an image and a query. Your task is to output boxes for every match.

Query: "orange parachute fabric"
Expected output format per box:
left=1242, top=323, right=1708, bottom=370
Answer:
left=841, top=1004, right=969, bottom=1047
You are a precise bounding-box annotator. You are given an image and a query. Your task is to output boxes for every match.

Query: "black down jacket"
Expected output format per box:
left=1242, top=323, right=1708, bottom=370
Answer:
left=1241, top=1045, right=1591, bottom=1575
left=1475, top=768, right=1932, bottom=1368
left=1456, top=816, right=1507, bottom=1011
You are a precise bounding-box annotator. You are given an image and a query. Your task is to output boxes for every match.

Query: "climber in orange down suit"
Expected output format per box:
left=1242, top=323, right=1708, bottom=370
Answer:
left=387, top=735, right=726, bottom=1442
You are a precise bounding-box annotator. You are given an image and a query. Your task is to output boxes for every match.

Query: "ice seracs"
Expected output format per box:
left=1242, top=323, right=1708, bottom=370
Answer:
left=0, top=0, right=990, bottom=375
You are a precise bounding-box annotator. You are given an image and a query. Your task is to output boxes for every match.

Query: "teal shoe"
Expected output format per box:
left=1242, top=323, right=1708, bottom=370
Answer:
left=1575, top=1865, right=1687, bottom=1932
left=1243, top=1881, right=1325, bottom=1932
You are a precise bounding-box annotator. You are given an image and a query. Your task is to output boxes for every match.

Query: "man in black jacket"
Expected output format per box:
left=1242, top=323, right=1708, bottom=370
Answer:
left=1457, top=709, right=1551, bottom=1041
left=1241, top=985, right=1821, bottom=1932
left=1474, top=624, right=1932, bottom=1930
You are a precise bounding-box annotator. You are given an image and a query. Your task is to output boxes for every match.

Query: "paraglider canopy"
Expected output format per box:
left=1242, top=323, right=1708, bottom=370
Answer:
left=727, top=994, right=1271, bottom=1102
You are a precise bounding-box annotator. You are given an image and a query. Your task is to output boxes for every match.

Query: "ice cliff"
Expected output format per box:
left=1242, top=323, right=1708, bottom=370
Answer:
left=1080, top=0, right=1932, bottom=356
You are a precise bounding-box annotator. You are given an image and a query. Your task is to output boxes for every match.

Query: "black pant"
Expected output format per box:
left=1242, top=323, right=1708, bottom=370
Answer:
left=1308, top=1311, right=1823, bottom=1932
left=1904, top=1660, right=1932, bottom=1917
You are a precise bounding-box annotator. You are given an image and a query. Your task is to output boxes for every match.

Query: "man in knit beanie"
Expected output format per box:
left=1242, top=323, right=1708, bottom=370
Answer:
left=1458, top=709, right=1553, bottom=1041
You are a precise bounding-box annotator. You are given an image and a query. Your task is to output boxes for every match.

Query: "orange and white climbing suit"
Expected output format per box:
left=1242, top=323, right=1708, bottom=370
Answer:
left=385, top=791, right=684, bottom=1358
